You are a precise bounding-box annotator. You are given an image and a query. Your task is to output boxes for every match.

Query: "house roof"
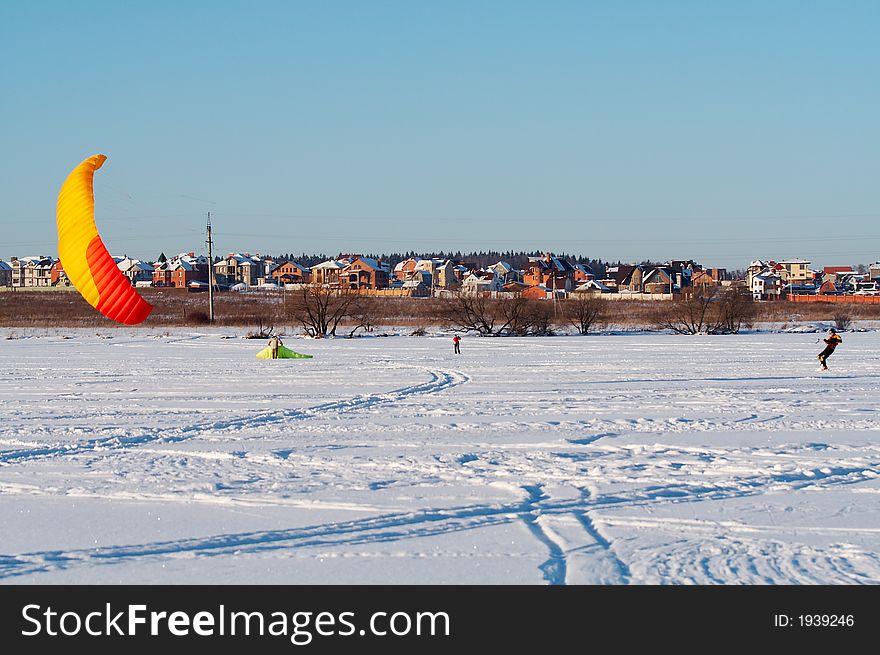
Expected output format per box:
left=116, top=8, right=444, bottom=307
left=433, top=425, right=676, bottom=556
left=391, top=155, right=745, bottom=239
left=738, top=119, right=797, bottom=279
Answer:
left=402, top=278, right=428, bottom=288
left=117, top=257, right=153, bottom=272
left=643, top=268, right=673, bottom=284
left=0, top=261, right=11, bottom=271
left=223, top=253, right=261, bottom=264
left=574, top=280, right=611, bottom=292
left=346, top=257, right=382, bottom=271
left=611, top=265, right=637, bottom=284
left=15, top=256, right=54, bottom=268
left=312, top=259, right=345, bottom=269
left=528, top=256, right=574, bottom=273
left=464, top=271, right=498, bottom=284
left=274, top=260, right=310, bottom=272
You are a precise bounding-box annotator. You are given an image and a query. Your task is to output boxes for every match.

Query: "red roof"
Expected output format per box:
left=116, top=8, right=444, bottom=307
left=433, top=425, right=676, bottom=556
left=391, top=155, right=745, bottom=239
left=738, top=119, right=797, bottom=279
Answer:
left=824, top=266, right=853, bottom=274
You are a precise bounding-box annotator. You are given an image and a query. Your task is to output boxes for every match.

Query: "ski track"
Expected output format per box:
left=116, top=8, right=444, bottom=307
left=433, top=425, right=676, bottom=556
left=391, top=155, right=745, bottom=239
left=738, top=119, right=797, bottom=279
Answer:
left=0, top=367, right=470, bottom=465
left=2, top=460, right=879, bottom=582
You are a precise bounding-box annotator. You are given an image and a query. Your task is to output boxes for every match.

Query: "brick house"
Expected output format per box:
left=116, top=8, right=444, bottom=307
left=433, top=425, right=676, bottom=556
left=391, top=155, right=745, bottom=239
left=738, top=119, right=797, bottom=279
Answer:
left=271, top=261, right=311, bottom=285
left=169, top=259, right=204, bottom=288
left=600, top=265, right=637, bottom=292
left=153, top=253, right=209, bottom=288
left=523, top=254, right=574, bottom=292
left=617, top=266, right=645, bottom=293
left=339, top=257, right=389, bottom=290
left=642, top=267, right=676, bottom=295
left=50, top=260, right=71, bottom=286
left=393, top=258, right=420, bottom=281
left=691, top=267, right=726, bottom=288
left=572, top=263, right=594, bottom=283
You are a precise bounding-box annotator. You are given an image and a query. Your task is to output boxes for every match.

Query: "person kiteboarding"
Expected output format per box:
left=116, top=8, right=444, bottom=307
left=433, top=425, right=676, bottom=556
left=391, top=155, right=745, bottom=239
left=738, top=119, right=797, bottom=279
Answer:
left=817, top=328, right=842, bottom=370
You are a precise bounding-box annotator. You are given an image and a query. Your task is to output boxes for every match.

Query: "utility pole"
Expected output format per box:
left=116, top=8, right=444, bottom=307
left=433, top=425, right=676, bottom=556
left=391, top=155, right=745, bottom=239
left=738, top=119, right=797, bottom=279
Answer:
left=206, top=212, right=215, bottom=322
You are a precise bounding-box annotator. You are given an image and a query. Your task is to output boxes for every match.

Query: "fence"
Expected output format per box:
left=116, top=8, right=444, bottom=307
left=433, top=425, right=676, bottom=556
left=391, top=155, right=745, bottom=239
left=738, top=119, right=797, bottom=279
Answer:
left=600, top=292, right=673, bottom=301
left=790, top=294, right=880, bottom=304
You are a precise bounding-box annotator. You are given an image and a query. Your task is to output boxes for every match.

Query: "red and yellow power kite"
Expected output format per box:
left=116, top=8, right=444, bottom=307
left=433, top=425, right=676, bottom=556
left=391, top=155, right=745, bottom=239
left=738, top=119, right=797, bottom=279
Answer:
left=56, top=154, right=152, bottom=324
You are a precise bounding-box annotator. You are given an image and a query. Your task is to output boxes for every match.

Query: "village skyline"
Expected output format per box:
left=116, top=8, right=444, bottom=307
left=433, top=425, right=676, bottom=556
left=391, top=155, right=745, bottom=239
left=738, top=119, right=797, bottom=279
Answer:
left=5, top=248, right=879, bottom=303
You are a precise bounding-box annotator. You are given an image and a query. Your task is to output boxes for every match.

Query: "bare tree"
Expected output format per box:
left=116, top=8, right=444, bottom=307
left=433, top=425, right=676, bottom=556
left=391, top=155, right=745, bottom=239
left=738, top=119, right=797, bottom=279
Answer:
left=657, top=286, right=755, bottom=335
left=440, top=292, right=497, bottom=335
left=656, top=286, right=719, bottom=334
left=523, top=299, right=555, bottom=336
left=714, top=286, right=756, bottom=334
left=833, top=311, right=853, bottom=332
left=346, top=298, right=378, bottom=338
left=565, top=293, right=605, bottom=335
left=496, top=295, right=534, bottom=335
left=245, top=317, right=278, bottom=339
left=289, top=285, right=363, bottom=337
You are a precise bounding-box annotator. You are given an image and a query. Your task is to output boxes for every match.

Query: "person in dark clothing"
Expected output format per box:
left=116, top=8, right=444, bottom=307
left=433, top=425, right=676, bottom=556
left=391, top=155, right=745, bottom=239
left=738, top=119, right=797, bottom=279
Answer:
left=817, top=328, right=842, bottom=370
left=452, top=335, right=461, bottom=354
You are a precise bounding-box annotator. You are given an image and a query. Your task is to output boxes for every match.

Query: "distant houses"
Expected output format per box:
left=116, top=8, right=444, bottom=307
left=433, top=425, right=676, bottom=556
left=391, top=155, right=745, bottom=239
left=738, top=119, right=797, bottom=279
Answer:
left=154, top=252, right=210, bottom=288
left=748, top=259, right=821, bottom=299
left=523, top=254, right=575, bottom=292
left=745, top=257, right=880, bottom=299
left=3, top=246, right=875, bottom=302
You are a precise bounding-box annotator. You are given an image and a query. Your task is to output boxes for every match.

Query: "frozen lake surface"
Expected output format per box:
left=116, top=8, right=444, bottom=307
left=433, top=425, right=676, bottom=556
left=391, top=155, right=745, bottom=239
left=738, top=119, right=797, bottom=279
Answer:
left=1, top=329, right=879, bottom=584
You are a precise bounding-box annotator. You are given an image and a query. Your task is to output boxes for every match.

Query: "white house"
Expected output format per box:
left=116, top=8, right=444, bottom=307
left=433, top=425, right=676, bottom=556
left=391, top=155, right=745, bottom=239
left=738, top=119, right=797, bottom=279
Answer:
left=751, top=271, right=782, bottom=300
left=573, top=279, right=612, bottom=294
left=10, top=256, right=54, bottom=287
left=461, top=270, right=503, bottom=294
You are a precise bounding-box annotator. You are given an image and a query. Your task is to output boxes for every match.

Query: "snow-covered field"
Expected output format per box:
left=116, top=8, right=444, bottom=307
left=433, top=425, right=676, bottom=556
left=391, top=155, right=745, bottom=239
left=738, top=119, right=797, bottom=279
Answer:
left=1, top=329, right=879, bottom=584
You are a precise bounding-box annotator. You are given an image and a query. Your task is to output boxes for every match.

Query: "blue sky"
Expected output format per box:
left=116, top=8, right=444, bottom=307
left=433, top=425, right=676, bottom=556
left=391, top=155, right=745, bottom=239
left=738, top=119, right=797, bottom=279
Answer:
left=1, top=0, right=878, bottom=269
